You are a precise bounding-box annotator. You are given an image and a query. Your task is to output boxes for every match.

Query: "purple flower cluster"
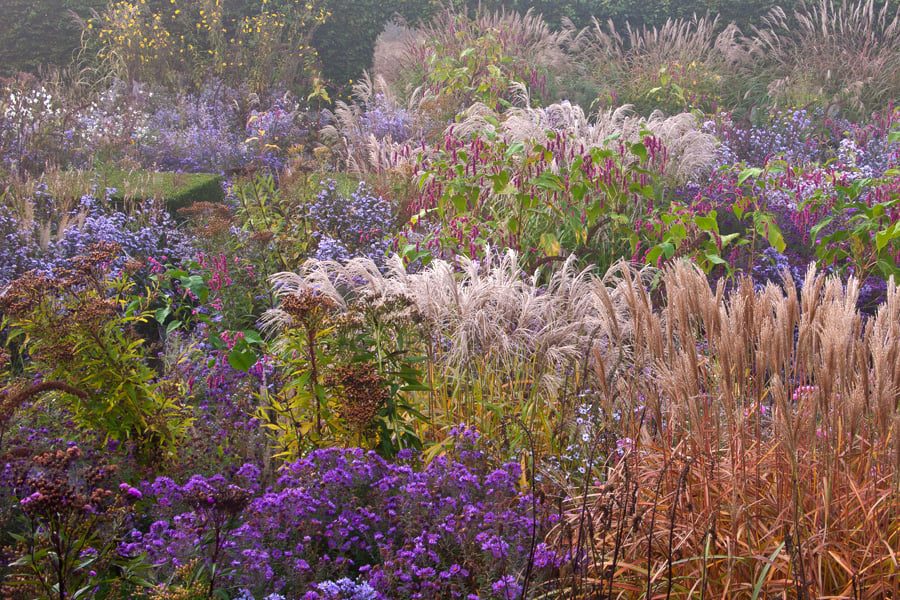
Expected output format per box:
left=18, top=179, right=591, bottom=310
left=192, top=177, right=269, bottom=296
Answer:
left=137, top=84, right=247, bottom=174
left=707, top=108, right=899, bottom=176
left=304, top=578, right=382, bottom=600
left=125, top=444, right=565, bottom=599
left=246, top=95, right=309, bottom=172
left=357, top=94, right=414, bottom=142
left=684, top=107, right=899, bottom=308
left=0, top=190, right=193, bottom=287
left=305, top=180, right=395, bottom=266
left=821, top=107, right=899, bottom=168
left=1, top=79, right=320, bottom=176
left=708, top=109, right=823, bottom=168
left=750, top=246, right=807, bottom=289
left=160, top=333, right=273, bottom=475
left=0, top=207, right=35, bottom=285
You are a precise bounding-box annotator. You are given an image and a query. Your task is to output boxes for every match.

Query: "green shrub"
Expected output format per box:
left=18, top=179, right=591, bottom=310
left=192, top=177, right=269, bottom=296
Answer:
left=91, top=168, right=225, bottom=213
left=0, top=242, right=193, bottom=460
left=0, top=0, right=106, bottom=76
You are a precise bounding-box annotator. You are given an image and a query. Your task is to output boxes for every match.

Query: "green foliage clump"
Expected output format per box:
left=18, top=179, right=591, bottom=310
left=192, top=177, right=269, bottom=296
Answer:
left=0, top=242, right=193, bottom=459
left=92, top=168, right=225, bottom=213
left=257, top=284, right=426, bottom=460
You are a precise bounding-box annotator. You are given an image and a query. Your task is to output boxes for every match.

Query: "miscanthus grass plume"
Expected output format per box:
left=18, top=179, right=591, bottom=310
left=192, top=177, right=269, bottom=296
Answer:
left=553, top=261, right=900, bottom=598
left=261, top=249, right=646, bottom=448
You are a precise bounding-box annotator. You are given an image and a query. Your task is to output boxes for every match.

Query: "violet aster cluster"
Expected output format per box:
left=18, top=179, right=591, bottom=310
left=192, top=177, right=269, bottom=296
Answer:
left=137, top=84, right=247, bottom=174
left=707, top=109, right=823, bottom=168
left=305, top=180, right=395, bottom=267
left=356, top=94, right=414, bottom=143
left=0, top=190, right=193, bottom=287
left=124, top=440, right=566, bottom=599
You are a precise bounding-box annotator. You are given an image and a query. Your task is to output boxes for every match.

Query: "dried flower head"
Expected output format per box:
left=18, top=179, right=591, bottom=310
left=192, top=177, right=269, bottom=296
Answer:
left=179, top=202, right=234, bottom=238
left=0, top=271, right=55, bottom=316
left=19, top=446, right=120, bottom=517
left=184, top=482, right=252, bottom=517
left=280, top=288, right=338, bottom=328
left=124, top=258, right=145, bottom=274
left=326, top=362, right=389, bottom=433
left=70, top=297, right=119, bottom=328
left=250, top=230, right=276, bottom=245
left=352, top=289, right=420, bottom=324
left=69, top=241, right=123, bottom=276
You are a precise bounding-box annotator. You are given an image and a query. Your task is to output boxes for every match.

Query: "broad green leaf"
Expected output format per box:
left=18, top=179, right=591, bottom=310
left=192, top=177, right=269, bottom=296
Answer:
left=756, top=214, right=786, bottom=252
left=533, top=171, right=566, bottom=192
left=242, top=330, right=264, bottom=345
left=539, top=233, right=561, bottom=256
left=738, top=167, right=763, bottom=186
left=451, top=193, right=469, bottom=213
left=720, top=232, right=741, bottom=247
left=875, top=222, right=900, bottom=251
left=694, top=214, right=718, bottom=233
left=228, top=347, right=257, bottom=372
left=669, top=223, right=687, bottom=243
left=504, top=141, right=525, bottom=158
left=630, top=142, right=648, bottom=162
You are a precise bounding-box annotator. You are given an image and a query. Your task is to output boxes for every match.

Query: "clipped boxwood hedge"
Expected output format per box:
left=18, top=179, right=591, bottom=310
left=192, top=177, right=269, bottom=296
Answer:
left=91, top=169, right=224, bottom=213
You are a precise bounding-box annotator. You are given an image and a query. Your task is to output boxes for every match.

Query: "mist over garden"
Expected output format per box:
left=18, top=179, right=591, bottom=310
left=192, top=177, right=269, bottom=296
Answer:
left=0, top=0, right=899, bottom=597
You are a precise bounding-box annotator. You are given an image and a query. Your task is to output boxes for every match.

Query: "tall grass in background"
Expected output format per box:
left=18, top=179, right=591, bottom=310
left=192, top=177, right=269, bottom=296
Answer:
left=575, top=15, right=757, bottom=113
left=366, top=1, right=900, bottom=119
left=373, top=9, right=575, bottom=118
left=755, top=0, right=900, bottom=117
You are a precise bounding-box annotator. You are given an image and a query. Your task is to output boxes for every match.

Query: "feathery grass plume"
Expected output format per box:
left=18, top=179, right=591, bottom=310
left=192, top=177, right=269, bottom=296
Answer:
left=554, top=261, right=900, bottom=597
left=374, top=8, right=574, bottom=116
left=576, top=15, right=757, bottom=113
left=3, top=168, right=94, bottom=251
left=753, top=0, right=900, bottom=116
left=372, top=20, right=425, bottom=93
left=320, top=72, right=426, bottom=173
left=263, top=250, right=648, bottom=450
left=584, top=15, right=725, bottom=67
left=498, top=101, right=718, bottom=181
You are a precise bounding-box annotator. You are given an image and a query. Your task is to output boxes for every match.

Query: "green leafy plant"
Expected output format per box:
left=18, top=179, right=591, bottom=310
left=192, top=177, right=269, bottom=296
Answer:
left=647, top=207, right=742, bottom=274
left=419, top=125, right=678, bottom=273
left=808, top=170, right=900, bottom=281
left=235, top=174, right=314, bottom=273
left=424, top=31, right=518, bottom=116
left=259, top=282, right=427, bottom=459
left=330, top=292, right=428, bottom=454
left=257, top=288, right=339, bottom=460
left=0, top=243, right=192, bottom=459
